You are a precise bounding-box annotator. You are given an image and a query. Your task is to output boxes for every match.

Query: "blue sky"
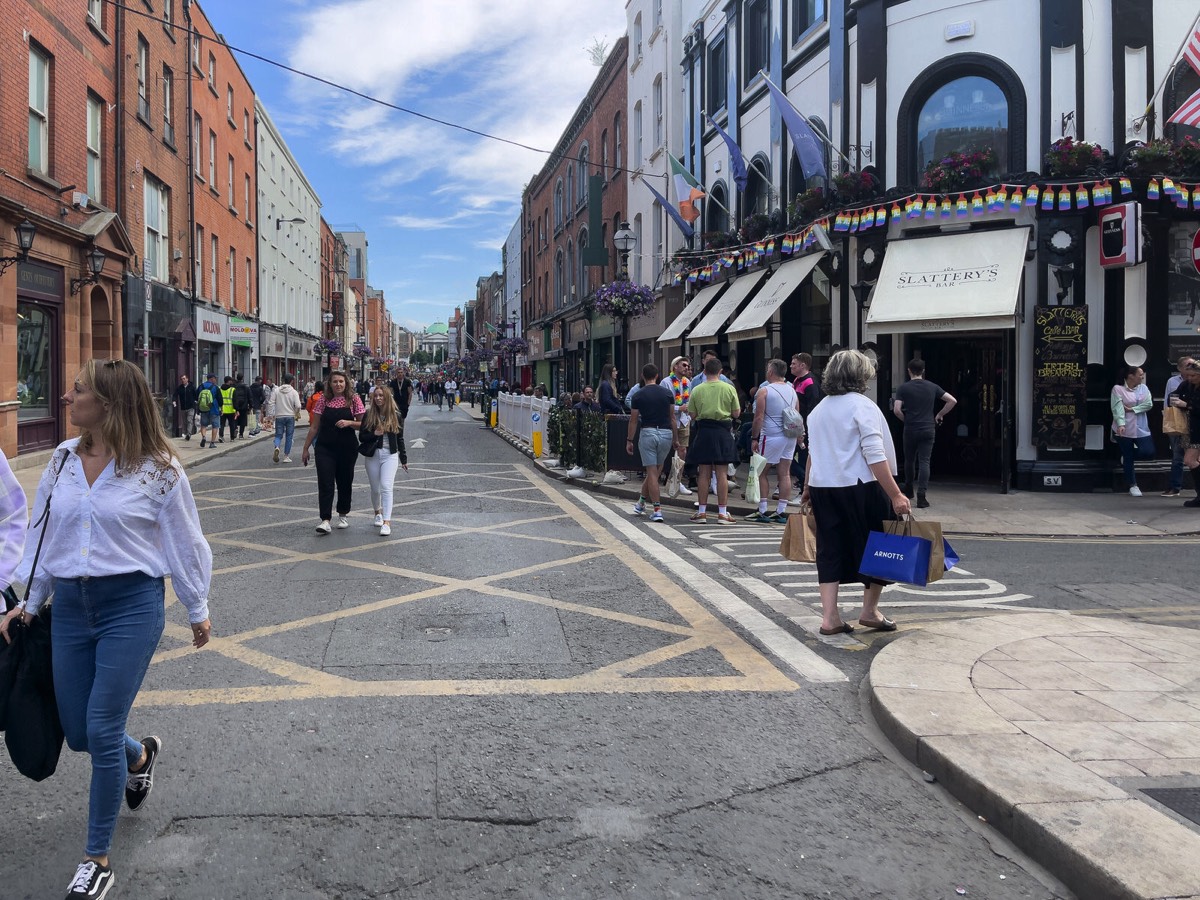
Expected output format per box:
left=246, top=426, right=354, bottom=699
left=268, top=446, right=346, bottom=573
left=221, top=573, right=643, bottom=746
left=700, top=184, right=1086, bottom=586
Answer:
left=198, top=0, right=628, bottom=332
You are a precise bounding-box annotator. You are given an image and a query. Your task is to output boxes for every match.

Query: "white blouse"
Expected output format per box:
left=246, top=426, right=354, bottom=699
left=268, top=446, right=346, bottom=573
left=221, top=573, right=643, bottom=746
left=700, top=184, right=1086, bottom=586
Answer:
left=806, top=392, right=898, bottom=488
left=14, top=439, right=213, bottom=623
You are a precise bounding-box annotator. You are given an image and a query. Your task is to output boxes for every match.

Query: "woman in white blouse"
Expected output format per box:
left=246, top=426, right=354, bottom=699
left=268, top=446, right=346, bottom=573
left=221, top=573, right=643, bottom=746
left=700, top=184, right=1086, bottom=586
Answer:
left=800, top=350, right=911, bottom=636
left=1, top=358, right=212, bottom=900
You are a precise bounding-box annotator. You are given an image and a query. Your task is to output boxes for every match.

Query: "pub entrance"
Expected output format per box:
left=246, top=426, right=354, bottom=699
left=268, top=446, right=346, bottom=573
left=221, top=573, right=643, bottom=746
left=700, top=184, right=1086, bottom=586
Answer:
left=904, top=333, right=1009, bottom=486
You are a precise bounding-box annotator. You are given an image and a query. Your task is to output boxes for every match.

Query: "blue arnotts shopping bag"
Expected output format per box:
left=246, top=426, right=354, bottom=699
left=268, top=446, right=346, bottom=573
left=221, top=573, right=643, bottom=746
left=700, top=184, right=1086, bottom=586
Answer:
left=942, top=538, right=960, bottom=572
left=859, top=529, right=934, bottom=586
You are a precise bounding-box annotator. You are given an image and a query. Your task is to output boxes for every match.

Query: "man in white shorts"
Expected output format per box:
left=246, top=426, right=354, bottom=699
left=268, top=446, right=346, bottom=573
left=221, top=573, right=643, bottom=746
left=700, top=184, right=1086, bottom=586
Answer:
left=748, top=358, right=801, bottom=523
left=626, top=362, right=679, bottom=522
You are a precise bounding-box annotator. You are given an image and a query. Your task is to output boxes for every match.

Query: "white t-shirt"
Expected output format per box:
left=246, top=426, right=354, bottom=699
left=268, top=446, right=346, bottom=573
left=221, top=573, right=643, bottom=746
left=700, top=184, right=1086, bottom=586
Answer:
left=806, top=393, right=897, bottom=488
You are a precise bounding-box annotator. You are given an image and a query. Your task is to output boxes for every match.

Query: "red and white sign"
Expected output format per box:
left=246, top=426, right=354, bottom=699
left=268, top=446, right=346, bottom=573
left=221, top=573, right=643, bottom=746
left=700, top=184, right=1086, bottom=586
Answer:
left=195, top=306, right=229, bottom=342
left=1191, top=228, right=1200, bottom=276
left=1099, top=201, right=1141, bottom=269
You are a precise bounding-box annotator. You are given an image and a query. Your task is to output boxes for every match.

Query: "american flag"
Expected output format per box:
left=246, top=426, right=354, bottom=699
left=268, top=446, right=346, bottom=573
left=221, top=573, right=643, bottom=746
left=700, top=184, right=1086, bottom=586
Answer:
left=1169, top=28, right=1200, bottom=126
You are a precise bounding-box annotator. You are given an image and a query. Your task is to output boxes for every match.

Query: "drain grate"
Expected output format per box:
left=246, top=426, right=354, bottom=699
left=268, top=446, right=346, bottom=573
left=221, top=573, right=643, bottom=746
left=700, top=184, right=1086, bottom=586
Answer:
left=1142, top=788, right=1200, bottom=826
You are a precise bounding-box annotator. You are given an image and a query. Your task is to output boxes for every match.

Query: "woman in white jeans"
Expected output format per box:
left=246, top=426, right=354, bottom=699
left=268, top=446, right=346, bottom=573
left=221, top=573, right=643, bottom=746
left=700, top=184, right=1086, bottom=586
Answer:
left=359, top=388, right=407, bottom=535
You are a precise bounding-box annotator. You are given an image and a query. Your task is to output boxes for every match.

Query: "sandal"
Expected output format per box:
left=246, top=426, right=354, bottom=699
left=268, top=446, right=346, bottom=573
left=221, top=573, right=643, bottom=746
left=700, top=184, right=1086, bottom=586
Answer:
left=819, top=622, right=855, bottom=636
left=858, top=617, right=898, bottom=632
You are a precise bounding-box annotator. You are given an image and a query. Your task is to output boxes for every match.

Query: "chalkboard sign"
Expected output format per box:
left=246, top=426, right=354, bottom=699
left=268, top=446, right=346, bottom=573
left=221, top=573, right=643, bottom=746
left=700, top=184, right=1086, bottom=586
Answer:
left=1033, top=305, right=1088, bottom=449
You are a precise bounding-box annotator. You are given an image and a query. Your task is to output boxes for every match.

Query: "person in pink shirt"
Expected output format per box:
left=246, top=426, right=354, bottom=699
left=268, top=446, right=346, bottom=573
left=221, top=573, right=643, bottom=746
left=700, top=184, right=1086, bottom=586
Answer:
left=300, top=371, right=365, bottom=533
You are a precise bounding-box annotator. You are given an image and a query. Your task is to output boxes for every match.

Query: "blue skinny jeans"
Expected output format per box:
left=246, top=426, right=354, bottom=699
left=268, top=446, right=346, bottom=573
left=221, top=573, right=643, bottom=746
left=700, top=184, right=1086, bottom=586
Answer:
left=52, top=572, right=165, bottom=857
left=274, top=415, right=296, bottom=456
left=1115, top=435, right=1155, bottom=486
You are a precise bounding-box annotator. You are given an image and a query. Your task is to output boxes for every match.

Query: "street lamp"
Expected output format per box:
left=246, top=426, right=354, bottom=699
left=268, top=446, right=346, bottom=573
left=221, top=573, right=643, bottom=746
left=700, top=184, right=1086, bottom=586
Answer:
left=613, top=221, right=635, bottom=281
left=70, top=244, right=107, bottom=294
left=0, top=219, right=38, bottom=277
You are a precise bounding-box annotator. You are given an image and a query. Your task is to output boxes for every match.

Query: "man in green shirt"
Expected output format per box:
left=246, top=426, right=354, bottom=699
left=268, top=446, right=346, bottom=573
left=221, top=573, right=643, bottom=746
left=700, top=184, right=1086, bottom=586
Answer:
left=685, top=356, right=740, bottom=524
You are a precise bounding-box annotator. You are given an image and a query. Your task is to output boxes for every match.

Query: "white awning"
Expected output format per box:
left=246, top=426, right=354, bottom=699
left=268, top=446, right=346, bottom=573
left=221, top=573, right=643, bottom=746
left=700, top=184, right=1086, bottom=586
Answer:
left=866, top=227, right=1031, bottom=334
left=657, top=281, right=728, bottom=345
left=688, top=268, right=770, bottom=342
left=724, top=252, right=826, bottom=342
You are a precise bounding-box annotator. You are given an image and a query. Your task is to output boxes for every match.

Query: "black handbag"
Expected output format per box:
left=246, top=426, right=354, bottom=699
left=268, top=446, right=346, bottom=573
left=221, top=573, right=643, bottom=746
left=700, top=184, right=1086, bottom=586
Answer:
left=357, top=430, right=383, bottom=458
left=1, top=450, right=67, bottom=781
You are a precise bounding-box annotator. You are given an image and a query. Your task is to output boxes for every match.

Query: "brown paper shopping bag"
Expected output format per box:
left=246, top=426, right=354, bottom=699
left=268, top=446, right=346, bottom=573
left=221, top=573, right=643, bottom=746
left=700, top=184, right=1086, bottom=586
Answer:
left=779, top=506, right=818, bottom=563
left=885, top=516, right=946, bottom=583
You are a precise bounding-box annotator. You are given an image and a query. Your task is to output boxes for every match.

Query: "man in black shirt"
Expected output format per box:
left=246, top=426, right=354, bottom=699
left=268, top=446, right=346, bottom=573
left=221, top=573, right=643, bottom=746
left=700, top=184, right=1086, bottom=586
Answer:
left=627, top=363, right=679, bottom=523
left=389, top=368, right=414, bottom=420
left=893, top=358, right=958, bottom=508
left=174, top=374, right=199, bottom=440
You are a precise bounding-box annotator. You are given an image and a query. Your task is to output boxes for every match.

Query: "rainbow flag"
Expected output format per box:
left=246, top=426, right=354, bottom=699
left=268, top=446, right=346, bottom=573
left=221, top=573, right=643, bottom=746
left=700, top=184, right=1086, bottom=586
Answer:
left=995, top=186, right=1008, bottom=209
left=955, top=194, right=969, bottom=216
left=984, top=187, right=997, bottom=210
left=924, top=197, right=937, bottom=219
left=970, top=192, right=984, bottom=213
left=1026, top=185, right=1040, bottom=206
left=1119, top=177, right=1133, bottom=195
left=720, top=255, right=733, bottom=269
left=1091, top=183, right=1106, bottom=206
left=1148, top=179, right=1161, bottom=199
left=939, top=198, right=951, bottom=217
left=672, top=272, right=683, bottom=286
left=687, top=271, right=699, bottom=284
left=1163, top=177, right=1177, bottom=196
left=1010, top=188, right=1024, bottom=210
left=891, top=203, right=903, bottom=221
left=852, top=212, right=863, bottom=232
left=1177, top=186, right=1190, bottom=209
left=875, top=207, right=887, bottom=226
left=834, top=213, right=849, bottom=232
left=1075, top=185, right=1089, bottom=208
left=1058, top=188, right=1071, bottom=211
left=1041, top=189, right=1055, bottom=210
left=782, top=235, right=794, bottom=254
left=765, top=238, right=776, bottom=254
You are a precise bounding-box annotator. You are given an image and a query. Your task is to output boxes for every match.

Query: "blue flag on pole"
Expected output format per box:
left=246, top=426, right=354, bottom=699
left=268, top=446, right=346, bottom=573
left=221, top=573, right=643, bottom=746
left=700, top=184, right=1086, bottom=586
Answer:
left=641, top=178, right=695, bottom=240
left=705, top=114, right=748, bottom=193
left=761, top=74, right=827, bottom=180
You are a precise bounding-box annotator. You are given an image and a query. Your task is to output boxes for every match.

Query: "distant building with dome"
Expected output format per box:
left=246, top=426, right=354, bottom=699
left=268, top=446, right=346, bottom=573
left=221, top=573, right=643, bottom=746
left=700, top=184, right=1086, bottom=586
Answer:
left=418, top=323, right=449, bottom=360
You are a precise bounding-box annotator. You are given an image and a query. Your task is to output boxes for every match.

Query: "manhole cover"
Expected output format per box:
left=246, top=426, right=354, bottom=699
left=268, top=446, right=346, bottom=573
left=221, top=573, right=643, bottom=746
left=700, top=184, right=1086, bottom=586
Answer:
left=1142, top=788, right=1200, bottom=826
left=423, top=626, right=454, bottom=641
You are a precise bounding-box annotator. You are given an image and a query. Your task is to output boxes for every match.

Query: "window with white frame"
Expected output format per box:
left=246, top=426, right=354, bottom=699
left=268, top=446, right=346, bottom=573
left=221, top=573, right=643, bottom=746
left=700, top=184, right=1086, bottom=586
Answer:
left=246, top=257, right=253, bottom=310
left=634, top=102, right=643, bottom=168
left=633, top=214, right=643, bottom=283
left=791, top=0, right=826, bottom=42
left=653, top=76, right=663, bottom=150
left=578, top=144, right=589, bottom=205
left=210, top=234, right=218, bottom=302
left=144, top=175, right=170, bottom=282
left=743, top=0, right=769, bottom=87
left=137, top=37, right=150, bottom=121
left=554, top=180, right=564, bottom=230
left=87, top=93, right=103, bottom=203
left=208, top=130, right=216, bottom=184
left=228, top=247, right=236, bottom=308
left=191, top=33, right=200, bottom=69
left=87, top=0, right=102, bottom=26
left=193, top=114, right=202, bottom=176
left=226, top=85, right=233, bottom=121
left=28, top=45, right=51, bottom=175
left=243, top=109, right=250, bottom=142
left=633, top=14, right=642, bottom=60
left=653, top=0, right=662, bottom=33
left=195, top=225, right=203, bottom=295
left=707, top=36, right=727, bottom=113
left=227, top=155, right=234, bottom=206
left=207, top=52, right=215, bottom=89
left=566, top=165, right=574, bottom=219
left=244, top=174, right=251, bottom=222
left=600, top=130, right=608, bottom=179
left=614, top=113, right=622, bottom=174
left=162, top=67, right=174, bottom=145
left=163, top=0, right=173, bottom=30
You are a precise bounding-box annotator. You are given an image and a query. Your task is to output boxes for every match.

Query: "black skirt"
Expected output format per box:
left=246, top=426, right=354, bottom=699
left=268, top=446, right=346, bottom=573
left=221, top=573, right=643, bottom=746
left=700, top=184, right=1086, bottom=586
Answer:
left=808, top=481, right=895, bottom=587
left=688, top=419, right=738, bottom=465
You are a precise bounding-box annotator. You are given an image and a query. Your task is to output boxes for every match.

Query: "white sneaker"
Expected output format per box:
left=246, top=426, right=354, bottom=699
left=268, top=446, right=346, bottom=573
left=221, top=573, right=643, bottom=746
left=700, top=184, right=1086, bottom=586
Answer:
left=336, top=516, right=350, bottom=529
left=1129, top=485, right=1143, bottom=497
left=379, top=523, right=391, bottom=536
left=282, top=456, right=293, bottom=463
left=315, top=520, right=332, bottom=534
left=373, top=513, right=384, bottom=527
left=273, top=447, right=280, bottom=463
left=677, top=483, right=693, bottom=496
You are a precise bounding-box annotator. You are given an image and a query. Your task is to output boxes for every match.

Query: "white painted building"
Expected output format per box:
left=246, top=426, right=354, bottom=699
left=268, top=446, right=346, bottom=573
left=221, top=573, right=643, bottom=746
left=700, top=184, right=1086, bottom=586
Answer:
left=256, top=99, right=322, bottom=338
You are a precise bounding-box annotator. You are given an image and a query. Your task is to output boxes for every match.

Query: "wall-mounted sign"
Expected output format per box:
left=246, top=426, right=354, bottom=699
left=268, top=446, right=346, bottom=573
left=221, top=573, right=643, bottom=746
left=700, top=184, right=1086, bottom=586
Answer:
left=195, top=306, right=228, bottom=343
left=1033, top=305, right=1088, bottom=450
left=1099, top=201, right=1141, bottom=268
left=944, top=19, right=975, bottom=40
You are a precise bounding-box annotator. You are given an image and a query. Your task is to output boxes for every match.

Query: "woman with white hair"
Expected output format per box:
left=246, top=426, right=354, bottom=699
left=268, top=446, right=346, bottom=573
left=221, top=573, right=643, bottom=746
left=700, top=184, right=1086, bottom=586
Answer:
left=801, top=349, right=911, bottom=635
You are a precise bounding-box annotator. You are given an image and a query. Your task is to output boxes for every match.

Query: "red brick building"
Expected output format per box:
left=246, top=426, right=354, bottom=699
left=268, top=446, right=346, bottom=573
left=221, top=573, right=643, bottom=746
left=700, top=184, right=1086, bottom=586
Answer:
left=1, top=0, right=134, bottom=456
left=188, top=0, right=257, bottom=380
left=522, top=36, right=628, bottom=396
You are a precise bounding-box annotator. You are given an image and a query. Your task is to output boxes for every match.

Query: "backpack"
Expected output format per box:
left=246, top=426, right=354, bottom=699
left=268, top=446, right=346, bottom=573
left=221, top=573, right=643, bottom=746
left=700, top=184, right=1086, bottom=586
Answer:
left=772, top=384, right=805, bottom=440
left=232, top=384, right=250, bottom=411
left=197, top=388, right=214, bottom=412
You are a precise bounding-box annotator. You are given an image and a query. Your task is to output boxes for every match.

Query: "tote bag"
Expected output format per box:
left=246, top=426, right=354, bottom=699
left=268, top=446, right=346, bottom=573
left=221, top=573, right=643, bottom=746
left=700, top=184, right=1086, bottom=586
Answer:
left=860, top=520, right=933, bottom=586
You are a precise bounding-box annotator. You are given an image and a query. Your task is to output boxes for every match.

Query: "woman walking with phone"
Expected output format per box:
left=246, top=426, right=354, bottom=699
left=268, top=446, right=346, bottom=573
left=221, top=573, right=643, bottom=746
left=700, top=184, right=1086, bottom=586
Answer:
left=360, top=388, right=408, bottom=536
left=1, top=358, right=212, bottom=900
left=301, top=370, right=364, bottom=533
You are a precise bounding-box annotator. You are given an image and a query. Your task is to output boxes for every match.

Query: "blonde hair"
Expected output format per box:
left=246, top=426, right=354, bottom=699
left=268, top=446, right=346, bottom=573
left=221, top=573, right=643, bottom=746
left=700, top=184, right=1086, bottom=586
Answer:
left=363, top=386, right=401, bottom=434
left=78, top=358, right=175, bottom=471
left=324, top=369, right=356, bottom=403
left=821, top=349, right=876, bottom=395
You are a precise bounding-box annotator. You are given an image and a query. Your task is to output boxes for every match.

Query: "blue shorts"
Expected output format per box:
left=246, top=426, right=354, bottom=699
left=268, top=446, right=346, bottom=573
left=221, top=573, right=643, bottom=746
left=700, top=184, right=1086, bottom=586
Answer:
left=637, top=427, right=673, bottom=467
left=201, top=408, right=221, bottom=427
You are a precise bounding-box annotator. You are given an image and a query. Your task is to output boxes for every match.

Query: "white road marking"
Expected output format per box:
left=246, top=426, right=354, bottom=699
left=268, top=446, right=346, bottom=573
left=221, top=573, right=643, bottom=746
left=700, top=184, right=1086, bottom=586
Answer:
left=572, top=491, right=847, bottom=683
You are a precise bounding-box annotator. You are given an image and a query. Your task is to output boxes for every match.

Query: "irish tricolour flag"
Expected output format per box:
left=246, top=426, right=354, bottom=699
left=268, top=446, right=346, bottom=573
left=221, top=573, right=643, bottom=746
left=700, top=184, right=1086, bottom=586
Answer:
left=669, top=152, right=705, bottom=224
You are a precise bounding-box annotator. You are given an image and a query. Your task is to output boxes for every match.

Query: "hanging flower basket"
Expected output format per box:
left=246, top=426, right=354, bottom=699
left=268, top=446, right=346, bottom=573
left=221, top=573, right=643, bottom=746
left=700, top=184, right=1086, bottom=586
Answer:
left=832, top=170, right=879, bottom=202
left=493, top=336, right=529, bottom=356
left=1043, top=137, right=1105, bottom=178
left=1124, top=138, right=1180, bottom=177
left=919, top=148, right=998, bottom=193
left=317, top=338, right=341, bottom=355
left=592, top=280, right=656, bottom=319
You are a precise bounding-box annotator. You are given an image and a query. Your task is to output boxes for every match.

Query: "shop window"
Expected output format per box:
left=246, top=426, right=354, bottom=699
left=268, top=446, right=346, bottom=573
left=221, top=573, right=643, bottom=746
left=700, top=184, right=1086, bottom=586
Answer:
left=707, top=181, right=729, bottom=234
left=17, top=303, right=53, bottom=422
left=791, top=0, right=825, bottom=43
left=745, top=154, right=771, bottom=215
left=743, top=0, right=769, bottom=88
left=708, top=36, right=727, bottom=114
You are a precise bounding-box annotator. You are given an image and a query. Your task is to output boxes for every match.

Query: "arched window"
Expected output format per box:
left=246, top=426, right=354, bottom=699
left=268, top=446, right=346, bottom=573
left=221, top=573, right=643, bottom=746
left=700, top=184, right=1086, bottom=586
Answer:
left=745, top=154, right=771, bottom=216
left=1166, top=59, right=1200, bottom=143
left=554, top=179, right=564, bottom=230
left=566, top=166, right=575, bottom=219
left=554, top=250, right=564, bottom=309
left=614, top=113, right=623, bottom=176
left=567, top=239, right=575, bottom=301
left=707, top=181, right=730, bottom=234
left=898, top=54, right=1026, bottom=185
left=634, top=101, right=643, bottom=168
left=600, top=130, right=609, bottom=179
left=578, top=226, right=591, bottom=297
left=578, top=144, right=590, bottom=206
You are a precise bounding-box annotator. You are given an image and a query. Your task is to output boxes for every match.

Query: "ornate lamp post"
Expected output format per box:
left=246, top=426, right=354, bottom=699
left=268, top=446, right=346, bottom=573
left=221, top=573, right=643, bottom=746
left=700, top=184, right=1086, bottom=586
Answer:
left=612, top=221, right=637, bottom=380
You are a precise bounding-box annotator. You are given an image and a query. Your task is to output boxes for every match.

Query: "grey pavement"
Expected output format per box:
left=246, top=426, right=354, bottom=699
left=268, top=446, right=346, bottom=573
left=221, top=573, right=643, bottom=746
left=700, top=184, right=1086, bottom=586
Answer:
left=869, top=612, right=1200, bottom=900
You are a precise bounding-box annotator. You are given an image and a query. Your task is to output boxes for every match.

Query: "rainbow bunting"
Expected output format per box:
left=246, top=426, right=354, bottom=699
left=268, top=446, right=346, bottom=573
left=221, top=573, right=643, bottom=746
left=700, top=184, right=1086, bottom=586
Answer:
left=995, top=186, right=1008, bottom=209
left=672, top=272, right=683, bottom=286
left=956, top=194, right=969, bottom=216
left=1148, top=179, right=1160, bottom=200
left=939, top=198, right=951, bottom=217
left=925, top=197, right=938, bottom=219
left=833, top=213, right=848, bottom=232
left=1041, top=189, right=1055, bottom=210
left=1009, top=187, right=1024, bottom=210
left=1091, top=183, right=1106, bottom=206
left=687, top=271, right=698, bottom=283
left=1026, top=185, right=1040, bottom=207
left=1075, top=185, right=1089, bottom=208
left=1163, top=177, right=1177, bottom=196
left=971, top=192, right=984, bottom=213
left=765, top=238, right=776, bottom=254
left=985, top=187, right=997, bottom=211
left=891, top=203, right=903, bottom=221
left=1057, top=188, right=1071, bottom=211
left=875, top=207, right=887, bottom=226
left=854, top=212, right=865, bottom=232
left=1119, top=177, right=1133, bottom=195
left=782, top=235, right=794, bottom=254
left=1176, top=186, right=1190, bottom=209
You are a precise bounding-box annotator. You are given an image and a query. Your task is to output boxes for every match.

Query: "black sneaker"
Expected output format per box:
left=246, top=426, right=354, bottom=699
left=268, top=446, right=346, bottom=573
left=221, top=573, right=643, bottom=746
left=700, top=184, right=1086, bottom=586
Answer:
left=125, top=735, right=161, bottom=810
left=65, top=860, right=114, bottom=899
left=200, top=437, right=206, bottom=448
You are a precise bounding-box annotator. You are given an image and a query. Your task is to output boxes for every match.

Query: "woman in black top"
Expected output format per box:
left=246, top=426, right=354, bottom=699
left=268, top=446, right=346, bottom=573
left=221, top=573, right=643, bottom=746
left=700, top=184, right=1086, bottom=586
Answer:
left=300, top=371, right=365, bottom=533
left=597, top=363, right=624, bottom=414
left=1169, top=361, right=1200, bottom=507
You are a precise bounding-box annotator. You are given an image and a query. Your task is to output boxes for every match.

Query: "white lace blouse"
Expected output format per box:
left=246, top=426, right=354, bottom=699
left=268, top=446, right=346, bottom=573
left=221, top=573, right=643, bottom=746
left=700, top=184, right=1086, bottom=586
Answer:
left=14, top=439, right=213, bottom=623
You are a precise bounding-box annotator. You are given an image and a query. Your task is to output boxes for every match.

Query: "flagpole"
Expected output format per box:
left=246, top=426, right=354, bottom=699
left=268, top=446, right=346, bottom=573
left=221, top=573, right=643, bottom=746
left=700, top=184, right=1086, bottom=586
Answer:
left=759, top=70, right=853, bottom=169
left=1136, top=9, right=1200, bottom=135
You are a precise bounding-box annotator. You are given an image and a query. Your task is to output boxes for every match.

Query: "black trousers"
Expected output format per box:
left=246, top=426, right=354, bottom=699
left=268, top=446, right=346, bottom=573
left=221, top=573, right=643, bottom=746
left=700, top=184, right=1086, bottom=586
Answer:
left=315, top=442, right=357, bottom=520
left=220, top=412, right=237, bottom=439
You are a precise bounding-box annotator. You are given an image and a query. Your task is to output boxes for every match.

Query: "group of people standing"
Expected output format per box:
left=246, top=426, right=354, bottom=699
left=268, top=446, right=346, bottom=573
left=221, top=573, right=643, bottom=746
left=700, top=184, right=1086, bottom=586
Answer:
left=1115, top=355, right=1200, bottom=504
